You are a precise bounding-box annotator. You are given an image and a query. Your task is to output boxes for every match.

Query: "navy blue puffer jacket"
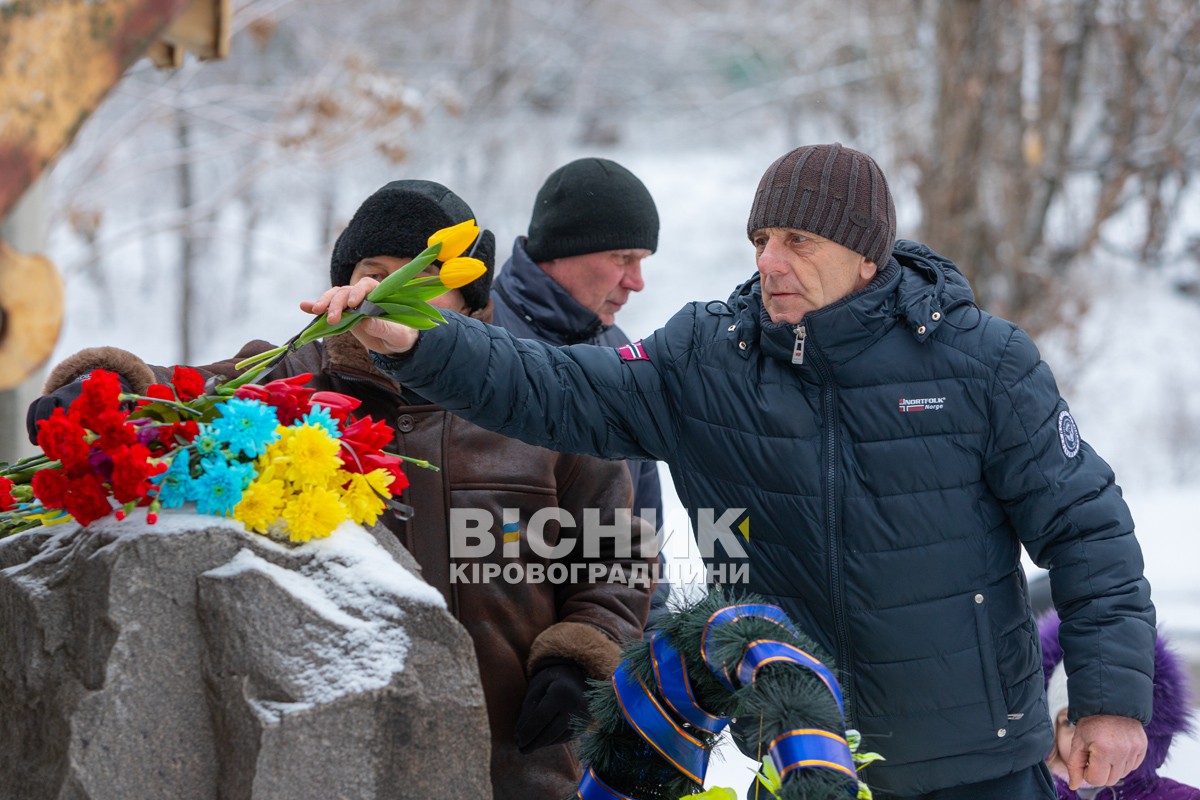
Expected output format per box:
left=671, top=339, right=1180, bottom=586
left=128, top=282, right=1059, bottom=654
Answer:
left=377, top=239, right=1156, bottom=795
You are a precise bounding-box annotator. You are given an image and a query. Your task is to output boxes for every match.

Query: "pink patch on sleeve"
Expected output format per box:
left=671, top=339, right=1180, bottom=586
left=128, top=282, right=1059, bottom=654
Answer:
left=617, top=340, right=650, bottom=361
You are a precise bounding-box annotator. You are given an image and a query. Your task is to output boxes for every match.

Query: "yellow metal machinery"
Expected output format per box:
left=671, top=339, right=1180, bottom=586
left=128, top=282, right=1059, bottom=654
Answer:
left=0, top=0, right=230, bottom=390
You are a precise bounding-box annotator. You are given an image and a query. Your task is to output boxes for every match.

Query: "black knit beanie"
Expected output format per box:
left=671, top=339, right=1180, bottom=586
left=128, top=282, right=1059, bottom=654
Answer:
left=330, top=179, right=495, bottom=311
left=746, top=143, right=896, bottom=267
left=524, top=158, right=659, bottom=263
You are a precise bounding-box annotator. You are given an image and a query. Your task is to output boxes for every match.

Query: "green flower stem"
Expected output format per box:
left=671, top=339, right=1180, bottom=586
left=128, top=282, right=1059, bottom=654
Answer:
left=367, top=245, right=441, bottom=300
left=222, top=250, right=450, bottom=396
left=120, top=393, right=208, bottom=416
left=1, top=455, right=53, bottom=476
left=383, top=452, right=441, bottom=472
left=233, top=345, right=289, bottom=372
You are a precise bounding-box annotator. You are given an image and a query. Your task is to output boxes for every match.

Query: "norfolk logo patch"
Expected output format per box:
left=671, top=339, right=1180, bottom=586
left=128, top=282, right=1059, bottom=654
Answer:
left=898, top=396, right=945, bottom=413
left=1058, top=410, right=1081, bottom=458
left=617, top=340, right=649, bottom=361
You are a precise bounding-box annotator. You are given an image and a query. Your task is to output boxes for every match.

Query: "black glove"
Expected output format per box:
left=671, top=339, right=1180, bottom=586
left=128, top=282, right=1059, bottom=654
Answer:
left=25, top=374, right=131, bottom=445
left=514, top=660, right=590, bottom=754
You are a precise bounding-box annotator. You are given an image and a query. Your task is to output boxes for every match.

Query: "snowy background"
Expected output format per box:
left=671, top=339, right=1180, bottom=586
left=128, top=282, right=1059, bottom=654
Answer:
left=42, top=140, right=1200, bottom=796
left=9, top=0, right=1200, bottom=795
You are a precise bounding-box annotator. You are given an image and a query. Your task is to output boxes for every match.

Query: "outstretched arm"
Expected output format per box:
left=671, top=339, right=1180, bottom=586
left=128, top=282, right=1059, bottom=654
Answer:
left=301, top=277, right=419, bottom=355
left=302, top=281, right=686, bottom=463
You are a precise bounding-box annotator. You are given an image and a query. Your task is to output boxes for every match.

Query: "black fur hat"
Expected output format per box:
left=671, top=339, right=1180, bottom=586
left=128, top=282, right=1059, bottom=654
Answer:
left=329, top=179, right=495, bottom=311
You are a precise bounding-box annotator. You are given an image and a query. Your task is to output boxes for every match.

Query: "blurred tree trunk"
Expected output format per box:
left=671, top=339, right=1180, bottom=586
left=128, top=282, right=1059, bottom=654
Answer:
left=917, top=0, right=998, bottom=304
left=176, top=107, right=196, bottom=364
left=913, top=0, right=1200, bottom=335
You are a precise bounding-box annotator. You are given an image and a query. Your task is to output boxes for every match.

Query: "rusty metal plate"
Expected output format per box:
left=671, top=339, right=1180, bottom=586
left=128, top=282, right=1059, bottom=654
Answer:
left=0, top=240, right=64, bottom=390
left=0, top=0, right=195, bottom=221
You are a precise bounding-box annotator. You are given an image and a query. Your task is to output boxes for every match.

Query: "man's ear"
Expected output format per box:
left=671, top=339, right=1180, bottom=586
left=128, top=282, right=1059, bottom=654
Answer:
left=859, top=258, right=878, bottom=285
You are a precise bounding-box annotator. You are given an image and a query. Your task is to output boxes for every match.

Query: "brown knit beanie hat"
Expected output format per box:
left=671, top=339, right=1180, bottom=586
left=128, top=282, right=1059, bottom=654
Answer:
left=746, top=143, right=896, bottom=266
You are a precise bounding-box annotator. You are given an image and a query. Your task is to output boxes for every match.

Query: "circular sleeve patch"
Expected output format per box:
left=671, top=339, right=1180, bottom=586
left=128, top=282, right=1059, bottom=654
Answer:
left=1058, top=410, right=1081, bottom=458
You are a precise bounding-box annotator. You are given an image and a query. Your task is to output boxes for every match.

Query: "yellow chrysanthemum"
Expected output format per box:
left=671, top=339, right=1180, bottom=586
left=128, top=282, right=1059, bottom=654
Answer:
left=233, top=476, right=287, bottom=533
left=277, top=424, right=342, bottom=487
left=256, top=432, right=292, bottom=477
left=438, top=257, right=487, bottom=289
left=426, top=218, right=479, bottom=261
left=328, top=468, right=355, bottom=492
left=341, top=469, right=395, bottom=526
left=281, top=486, right=348, bottom=542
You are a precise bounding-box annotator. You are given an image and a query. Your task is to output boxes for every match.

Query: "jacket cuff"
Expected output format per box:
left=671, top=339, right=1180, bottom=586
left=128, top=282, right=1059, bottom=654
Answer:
left=42, top=346, right=157, bottom=395
left=527, top=621, right=622, bottom=681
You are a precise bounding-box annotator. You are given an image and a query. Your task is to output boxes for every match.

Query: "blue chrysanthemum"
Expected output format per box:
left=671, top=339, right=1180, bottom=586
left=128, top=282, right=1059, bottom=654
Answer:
left=193, top=428, right=223, bottom=456
left=152, top=452, right=196, bottom=509
left=300, top=405, right=340, bottom=438
left=193, top=456, right=249, bottom=516
left=229, top=458, right=257, bottom=490
left=209, top=398, right=280, bottom=458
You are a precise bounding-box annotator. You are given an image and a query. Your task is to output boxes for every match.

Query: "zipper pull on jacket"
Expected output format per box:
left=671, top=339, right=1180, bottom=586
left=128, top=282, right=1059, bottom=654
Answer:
left=792, top=324, right=807, bottom=365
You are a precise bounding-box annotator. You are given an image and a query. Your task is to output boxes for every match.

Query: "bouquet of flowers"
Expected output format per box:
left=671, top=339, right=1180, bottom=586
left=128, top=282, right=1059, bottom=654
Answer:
left=0, top=220, right=487, bottom=544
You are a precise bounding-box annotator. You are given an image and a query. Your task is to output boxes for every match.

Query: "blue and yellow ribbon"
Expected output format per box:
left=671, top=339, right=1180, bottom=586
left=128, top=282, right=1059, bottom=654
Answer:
left=649, top=632, right=728, bottom=735
left=701, top=603, right=798, bottom=691
left=612, top=661, right=711, bottom=785
left=770, top=728, right=857, bottom=782
left=736, top=639, right=845, bottom=716
left=577, top=766, right=636, bottom=800
left=579, top=603, right=858, bottom=798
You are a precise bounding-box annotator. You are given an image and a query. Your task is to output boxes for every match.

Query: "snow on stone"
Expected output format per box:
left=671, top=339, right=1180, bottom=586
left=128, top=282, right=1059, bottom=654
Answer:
left=196, top=518, right=446, bottom=708
left=304, top=520, right=446, bottom=609
left=206, top=548, right=367, bottom=630
left=7, top=507, right=448, bottom=710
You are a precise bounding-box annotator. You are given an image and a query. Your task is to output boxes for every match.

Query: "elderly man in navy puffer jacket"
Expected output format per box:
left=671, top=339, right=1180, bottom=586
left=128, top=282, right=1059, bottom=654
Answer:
left=305, top=143, right=1157, bottom=800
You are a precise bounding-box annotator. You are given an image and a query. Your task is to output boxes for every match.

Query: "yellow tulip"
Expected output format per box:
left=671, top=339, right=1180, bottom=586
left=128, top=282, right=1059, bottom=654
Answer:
left=427, top=219, right=479, bottom=261
left=438, top=257, right=487, bottom=289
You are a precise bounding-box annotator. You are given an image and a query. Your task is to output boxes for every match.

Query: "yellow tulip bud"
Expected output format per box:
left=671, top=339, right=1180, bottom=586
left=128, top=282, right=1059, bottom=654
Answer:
left=438, top=257, right=487, bottom=289
left=427, top=219, right=480, bottom=261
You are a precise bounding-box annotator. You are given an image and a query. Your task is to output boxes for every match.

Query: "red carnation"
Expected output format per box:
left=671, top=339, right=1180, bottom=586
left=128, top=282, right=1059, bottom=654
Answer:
left=0, top=476, right=15, bottom=511
left=142, top=383, right=177, bottom=404
left=108, top=444, right=166, bottom=504
left=35, top=467, right=113, bottom=526
left=157, top=420, right=200, bottom=449
left=36, top=409, right=91, bottom=469
left=63, top=473, right=113, bottom=526
left=171, top=366, right=206, bottom=402
left=91, top=409, right=138, bottom=451
left=31, top=468, right=69, bottom=510
left=71, top=370, right=123, bottom=428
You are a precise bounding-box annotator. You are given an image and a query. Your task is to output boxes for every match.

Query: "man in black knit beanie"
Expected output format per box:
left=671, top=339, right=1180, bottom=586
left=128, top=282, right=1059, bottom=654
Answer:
left=490, top=157, right=668, bottom=632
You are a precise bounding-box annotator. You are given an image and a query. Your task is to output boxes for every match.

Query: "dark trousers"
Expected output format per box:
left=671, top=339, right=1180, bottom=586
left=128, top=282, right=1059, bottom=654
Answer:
left=877, top=762, right=1057, bottom=800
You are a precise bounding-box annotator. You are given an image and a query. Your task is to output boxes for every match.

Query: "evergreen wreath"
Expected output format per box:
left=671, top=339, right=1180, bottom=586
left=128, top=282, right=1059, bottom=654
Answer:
left=576, top=589, right=881, bottom=800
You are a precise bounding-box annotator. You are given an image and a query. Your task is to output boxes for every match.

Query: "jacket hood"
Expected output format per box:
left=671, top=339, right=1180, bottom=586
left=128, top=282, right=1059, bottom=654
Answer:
left=890, top=239, right=978, bottom=340
left=1039, top=611, right=1195, bottom=781
left=491, top=237, right=609, bottom=344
